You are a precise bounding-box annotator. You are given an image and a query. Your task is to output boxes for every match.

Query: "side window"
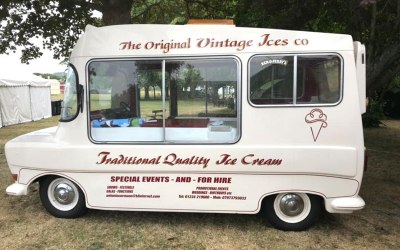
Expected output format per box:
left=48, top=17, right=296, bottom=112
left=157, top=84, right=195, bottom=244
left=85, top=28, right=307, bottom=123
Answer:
left=88, top=58, right=240, bottom=143
left=89, top=60, right=163, bottom=142
left=166, top=59, right=239, bottom=142
left=60, top=65, right=79, bottom=121
left=249, top=56, right=294, bottom=105
left=249, top=54, right=342, bottom=106
left=296, top=55, right=341, bottom=104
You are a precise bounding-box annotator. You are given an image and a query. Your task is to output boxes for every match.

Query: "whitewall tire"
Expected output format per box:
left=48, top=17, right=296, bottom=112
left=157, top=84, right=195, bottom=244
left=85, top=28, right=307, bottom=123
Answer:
left=263, top=193, right=321, bottom=231
left=39, top=176, right=87, bottom=218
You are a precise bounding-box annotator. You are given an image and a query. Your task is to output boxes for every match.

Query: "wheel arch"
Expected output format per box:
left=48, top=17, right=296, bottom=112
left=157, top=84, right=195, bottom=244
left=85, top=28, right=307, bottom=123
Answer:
left=258, top=190, right=326, bottom=213
left=32, top=173, right=88, bottom=203
left=38, top=174, right=89, bottom=218
left=259, top=190, right=325, bottom=231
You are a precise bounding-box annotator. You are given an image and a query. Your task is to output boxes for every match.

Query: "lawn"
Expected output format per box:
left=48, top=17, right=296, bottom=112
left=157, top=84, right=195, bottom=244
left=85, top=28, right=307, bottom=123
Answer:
left=90, top=95, right=234, bottom=118
left=0, top=118, right=399, bottom=249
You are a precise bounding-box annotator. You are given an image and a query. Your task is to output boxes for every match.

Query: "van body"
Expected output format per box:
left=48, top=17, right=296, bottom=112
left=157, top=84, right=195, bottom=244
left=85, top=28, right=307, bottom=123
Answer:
left=5, top=24, right=366, bottom=231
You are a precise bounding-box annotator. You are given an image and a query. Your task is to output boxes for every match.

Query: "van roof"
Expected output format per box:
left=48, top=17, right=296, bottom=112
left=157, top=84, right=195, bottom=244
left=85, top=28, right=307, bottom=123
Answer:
left=70, top=24, right=354, bottom=58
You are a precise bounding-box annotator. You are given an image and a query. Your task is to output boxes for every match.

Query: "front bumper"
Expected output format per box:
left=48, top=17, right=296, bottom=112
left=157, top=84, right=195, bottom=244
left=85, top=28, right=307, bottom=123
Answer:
left=6, top=183, right=29, bottom=196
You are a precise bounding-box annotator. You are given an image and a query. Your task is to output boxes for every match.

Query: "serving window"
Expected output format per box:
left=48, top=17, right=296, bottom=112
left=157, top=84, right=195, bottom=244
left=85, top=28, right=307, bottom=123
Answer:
left=88, top=58, right=240, bottom=143
left=249, top=54, right=342, bottom=106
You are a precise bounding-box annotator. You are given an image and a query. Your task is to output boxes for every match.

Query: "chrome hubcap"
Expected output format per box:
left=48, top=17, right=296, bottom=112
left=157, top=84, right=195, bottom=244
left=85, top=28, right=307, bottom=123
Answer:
left=279, top=193, right=304, bottom=217
left=54, top=183, right=75, bottom=205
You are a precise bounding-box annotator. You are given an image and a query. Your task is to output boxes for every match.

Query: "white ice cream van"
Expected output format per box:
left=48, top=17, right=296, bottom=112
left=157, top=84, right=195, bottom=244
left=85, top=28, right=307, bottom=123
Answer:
left=5, top=22, right=367, bottom=231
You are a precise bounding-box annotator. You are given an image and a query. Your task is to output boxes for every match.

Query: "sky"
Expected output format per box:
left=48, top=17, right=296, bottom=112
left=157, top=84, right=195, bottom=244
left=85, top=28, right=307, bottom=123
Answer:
left=0, top=46, right=67, bottom=80
left=0, top=10, right=102, bottom=80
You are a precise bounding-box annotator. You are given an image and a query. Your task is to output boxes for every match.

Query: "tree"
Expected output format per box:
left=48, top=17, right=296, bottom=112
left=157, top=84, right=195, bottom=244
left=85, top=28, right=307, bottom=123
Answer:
left=0, top=0, right=134, bottom=62
left=2, top=0, right=400, bottom=104
left=137, top=70, right=162, bottom=100
left=358, top=0, right=400, bottom=99
left=131, top=0, right=237, bottom=24
left=236, top=0, right=400, bottom=98
left=176, top=64, right=203, bottom=99
left=34, top=72, right=65, bottom=83
left=0, top=0, right=236, bottom=63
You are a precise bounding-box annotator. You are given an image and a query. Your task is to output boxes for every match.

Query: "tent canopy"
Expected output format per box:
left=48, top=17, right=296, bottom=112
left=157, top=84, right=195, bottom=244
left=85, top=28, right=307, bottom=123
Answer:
left=0, top=74, right=52, bottom=127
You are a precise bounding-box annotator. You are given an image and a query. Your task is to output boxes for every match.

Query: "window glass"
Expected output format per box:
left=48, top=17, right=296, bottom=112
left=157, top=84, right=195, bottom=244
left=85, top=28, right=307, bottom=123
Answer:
left=89, top=60, right=163, bottom=119
left=88, top=58, right=239, bottom=143
left=249, top=56, right=294, bottom=105
left=60, top=65, right=79, bottom=121
left=89, top=60, right=163, bottom=142
left=167, top=60, right=237, bottom=118
left=249, top=54, right=341, bottom=106
left=166, top=59, right=239, bottom=142
left=296, top=55, right=341, bottom=104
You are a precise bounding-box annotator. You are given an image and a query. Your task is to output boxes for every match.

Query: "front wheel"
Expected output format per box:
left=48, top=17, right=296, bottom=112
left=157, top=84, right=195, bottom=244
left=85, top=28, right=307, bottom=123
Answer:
left=263, top=193, right=321, bottom=231
left=39, top=176, right=87, bottom=218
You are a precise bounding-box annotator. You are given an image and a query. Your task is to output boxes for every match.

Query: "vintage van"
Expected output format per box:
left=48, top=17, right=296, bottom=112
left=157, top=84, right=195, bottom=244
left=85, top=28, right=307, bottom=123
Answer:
left=5, top=22, right=366, bottom=231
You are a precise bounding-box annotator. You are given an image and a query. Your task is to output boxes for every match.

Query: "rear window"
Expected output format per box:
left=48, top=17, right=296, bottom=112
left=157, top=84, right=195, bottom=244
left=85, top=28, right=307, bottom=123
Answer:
left=249, top=54, right=341, bottom=106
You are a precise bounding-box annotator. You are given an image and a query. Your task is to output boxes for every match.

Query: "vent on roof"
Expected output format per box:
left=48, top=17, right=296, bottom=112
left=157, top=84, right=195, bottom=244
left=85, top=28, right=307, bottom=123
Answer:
left=187, top=19, right=235, bottom=25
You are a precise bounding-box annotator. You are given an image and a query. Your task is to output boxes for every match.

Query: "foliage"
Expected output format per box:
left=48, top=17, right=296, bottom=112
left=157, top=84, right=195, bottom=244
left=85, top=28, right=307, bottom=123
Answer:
left=236, top=0, right=400, bottom=117
left=131, top=0, right=237, bottom=24
left=236, top=0, right=324, bottom=30
left=362, top=95, right=386, bottom=127
left=1, top=0, right=400, bottom=109
left=137, top=69, right=162, bottom=100
left=176, top=64, right=203, bottom=99
left=0, top=0, right=237, bottom=62
left=0, top=0, right=133, bottom=62
left=382, top=75, right=400, bottom=118
left=34, top=71, right=65, bottom=83
left=387, top=75, right=400, bottom=94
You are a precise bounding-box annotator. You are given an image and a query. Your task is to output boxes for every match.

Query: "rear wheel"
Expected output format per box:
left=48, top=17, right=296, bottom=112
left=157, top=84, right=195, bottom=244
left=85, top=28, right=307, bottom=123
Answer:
left=39, top=176, right=87, bottom=218
left=263, top=193, right=321, bottom=231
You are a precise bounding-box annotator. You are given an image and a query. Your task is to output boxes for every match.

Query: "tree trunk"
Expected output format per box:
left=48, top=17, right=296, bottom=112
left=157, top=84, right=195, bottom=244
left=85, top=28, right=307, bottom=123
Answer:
left=101, top=0, right=134, bottom=25
left=169, top=78, right=178, bottom=118
left=144, top=86, right=150, bottom=100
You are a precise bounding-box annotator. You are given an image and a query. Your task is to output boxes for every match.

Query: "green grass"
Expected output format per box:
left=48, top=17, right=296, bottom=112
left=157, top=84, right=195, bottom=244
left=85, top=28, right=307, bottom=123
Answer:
left=51, top=94, right=64, bottom=101
left=90, top=95, right=233, bottom=118
left=0, top=118, right=399, bottom=249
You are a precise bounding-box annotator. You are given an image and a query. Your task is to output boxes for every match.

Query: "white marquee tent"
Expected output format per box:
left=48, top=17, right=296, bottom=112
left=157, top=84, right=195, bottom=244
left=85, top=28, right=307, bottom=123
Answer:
left=0, top=74, right=52, bottom=127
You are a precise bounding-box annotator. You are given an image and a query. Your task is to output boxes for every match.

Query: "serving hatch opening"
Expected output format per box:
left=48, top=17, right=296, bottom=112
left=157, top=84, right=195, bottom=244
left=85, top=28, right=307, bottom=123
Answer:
left=187, top=19, right=235, bottom=25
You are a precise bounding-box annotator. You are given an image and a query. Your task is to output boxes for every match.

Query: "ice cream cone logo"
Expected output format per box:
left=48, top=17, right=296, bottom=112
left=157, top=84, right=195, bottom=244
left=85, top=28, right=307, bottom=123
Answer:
left=305, top=109, right=328, bottom=142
